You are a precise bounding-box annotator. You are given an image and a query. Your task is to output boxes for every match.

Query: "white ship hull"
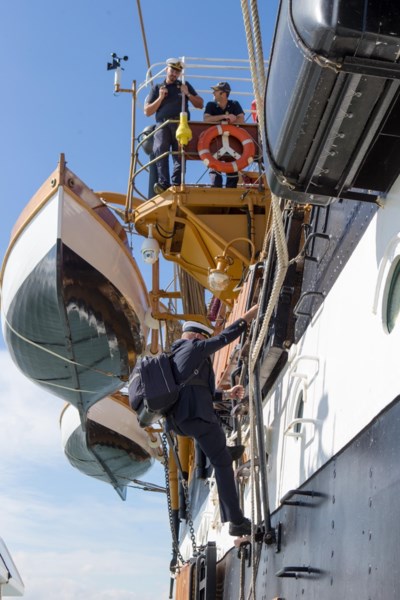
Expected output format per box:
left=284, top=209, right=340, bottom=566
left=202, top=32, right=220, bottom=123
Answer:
left=267, top=176, right=400, bottom=509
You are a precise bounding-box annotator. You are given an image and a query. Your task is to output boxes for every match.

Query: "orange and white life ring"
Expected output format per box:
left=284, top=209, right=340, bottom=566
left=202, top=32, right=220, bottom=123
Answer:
left=197, top=124, right=256, bottom=173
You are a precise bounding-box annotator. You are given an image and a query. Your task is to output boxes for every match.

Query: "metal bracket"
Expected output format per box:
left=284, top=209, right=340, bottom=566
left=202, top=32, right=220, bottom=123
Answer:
left=280, top=489, right=326, bottom=506
left=293, top=291, right=325, bottom=318
left=303, top=232, right=331, bottom=263
left=237, top=540, right=252, bottom=566
left=284, top=418, right=319, bottom=438
left=341, top=56, right=400, bottom=80
left=276, top=565, right=322, bottom=578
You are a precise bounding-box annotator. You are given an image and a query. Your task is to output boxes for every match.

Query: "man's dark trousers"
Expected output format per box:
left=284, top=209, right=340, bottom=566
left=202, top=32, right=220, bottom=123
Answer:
left=176, top=417, right=243, bottom=524
left=153, top=122, right=181, bottom=188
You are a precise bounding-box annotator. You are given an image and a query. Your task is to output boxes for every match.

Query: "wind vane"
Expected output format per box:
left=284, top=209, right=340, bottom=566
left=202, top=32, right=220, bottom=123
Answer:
left=107, top=52, right=129, bottom=92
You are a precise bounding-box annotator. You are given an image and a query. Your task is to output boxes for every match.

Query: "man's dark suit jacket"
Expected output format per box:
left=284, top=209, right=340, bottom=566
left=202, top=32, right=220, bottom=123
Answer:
left=166, top=318, right=248, bottom=429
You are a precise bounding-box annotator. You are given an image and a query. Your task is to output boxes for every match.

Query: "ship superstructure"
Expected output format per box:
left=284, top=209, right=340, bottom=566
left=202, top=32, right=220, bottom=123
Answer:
left=2, top=1, right=400, bottom=599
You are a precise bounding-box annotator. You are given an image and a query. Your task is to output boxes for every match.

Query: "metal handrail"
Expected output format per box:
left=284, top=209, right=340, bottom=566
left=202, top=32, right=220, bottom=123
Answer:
left=121, top=57, right=262, bottom=214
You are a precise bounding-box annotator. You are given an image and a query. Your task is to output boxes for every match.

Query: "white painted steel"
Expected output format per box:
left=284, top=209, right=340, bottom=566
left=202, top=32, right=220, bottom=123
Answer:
left=264, top=175, right=400, bottom=509
left=180, top=178, right=400, bottom=561
left=0, top=537, right=24, bottom=596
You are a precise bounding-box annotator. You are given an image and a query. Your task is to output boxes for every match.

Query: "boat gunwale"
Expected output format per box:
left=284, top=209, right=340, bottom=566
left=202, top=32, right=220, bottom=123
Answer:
left=0, top=162, right=149, bottom=312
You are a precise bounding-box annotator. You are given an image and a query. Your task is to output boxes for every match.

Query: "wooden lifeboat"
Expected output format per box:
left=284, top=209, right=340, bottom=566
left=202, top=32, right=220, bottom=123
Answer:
left=60, top=393, right=163, bottom=499
left=0, top=155, right=150, bottom=418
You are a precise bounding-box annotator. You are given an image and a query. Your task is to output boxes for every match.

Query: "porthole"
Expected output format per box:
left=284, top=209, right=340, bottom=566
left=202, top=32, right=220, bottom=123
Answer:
left=386, top=259, right=400, bottom=333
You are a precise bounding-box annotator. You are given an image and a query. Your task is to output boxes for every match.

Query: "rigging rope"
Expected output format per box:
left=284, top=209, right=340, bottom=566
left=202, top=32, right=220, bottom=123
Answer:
left=2, top=313, right=122, bottom=394
left=240, top=0, right=266, bottom=143
left=178, top=268, right=207, bottom=317
left=250, top=0, right=267, bottom=104
left=241, top=1, right=291, bottom=595
left=136, top=0, right=153, bottom=85
left=252, top=195, right=289, bottom=364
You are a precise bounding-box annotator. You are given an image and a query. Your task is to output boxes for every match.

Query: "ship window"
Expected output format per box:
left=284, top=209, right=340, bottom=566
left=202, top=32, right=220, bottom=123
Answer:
left=294, top=390, right=304, bottom=435
left=386, top=259, right=400, bottom=333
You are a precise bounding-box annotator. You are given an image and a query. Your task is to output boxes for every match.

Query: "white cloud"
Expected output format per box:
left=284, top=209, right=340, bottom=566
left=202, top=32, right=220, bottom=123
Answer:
left=0, top=352, right=62, bottom=471
left=13, top=549, right=172, bottom=600
left=0, top=351, right=174, bottom=599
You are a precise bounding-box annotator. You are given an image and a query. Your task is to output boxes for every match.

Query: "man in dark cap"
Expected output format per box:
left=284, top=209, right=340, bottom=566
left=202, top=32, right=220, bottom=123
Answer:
left=166, top=304, right=258, bottom=536
left=144, top=58, right=204, bottom=195
left=203, top=82, right=245, bottom=189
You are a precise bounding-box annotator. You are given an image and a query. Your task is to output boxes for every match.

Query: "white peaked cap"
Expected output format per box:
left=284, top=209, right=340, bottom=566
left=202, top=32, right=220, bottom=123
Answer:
left=182, top=321, right=214, bottom=338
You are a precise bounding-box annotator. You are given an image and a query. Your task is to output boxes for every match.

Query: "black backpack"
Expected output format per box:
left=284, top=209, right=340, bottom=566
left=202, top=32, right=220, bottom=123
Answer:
left=128, top=349, right=206, bottom=427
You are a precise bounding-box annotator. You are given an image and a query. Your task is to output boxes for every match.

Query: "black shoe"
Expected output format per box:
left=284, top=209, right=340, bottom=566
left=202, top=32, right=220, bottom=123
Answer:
left=153, top=182, right=168, bottom=195
left=227, top=444, right=245, bottom=462
left=229, top=517, right=252, bottom=537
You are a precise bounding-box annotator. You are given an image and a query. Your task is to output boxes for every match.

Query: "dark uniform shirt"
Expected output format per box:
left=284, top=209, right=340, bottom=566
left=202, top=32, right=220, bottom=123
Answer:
left=204, top=99, right=244, bottom=119
left=166, top=318, right=248, bottom=429
left=146, top=80, right=197, bottom=122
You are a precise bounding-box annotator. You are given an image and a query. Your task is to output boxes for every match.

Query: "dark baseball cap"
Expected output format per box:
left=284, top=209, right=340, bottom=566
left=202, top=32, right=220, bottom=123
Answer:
left=211, top=82, right=231, bottom=93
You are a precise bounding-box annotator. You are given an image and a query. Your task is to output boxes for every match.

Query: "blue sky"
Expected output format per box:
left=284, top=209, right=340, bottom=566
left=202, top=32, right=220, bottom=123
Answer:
left=0, top=1, right=277, bottom=597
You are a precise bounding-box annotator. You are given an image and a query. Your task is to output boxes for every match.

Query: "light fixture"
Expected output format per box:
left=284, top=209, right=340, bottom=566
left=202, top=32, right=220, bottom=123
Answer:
left=141, top=223, right=160, bottom=264
left=208, top=254, right=234, bottom=291
left=207, top=237, right=256, bottom=293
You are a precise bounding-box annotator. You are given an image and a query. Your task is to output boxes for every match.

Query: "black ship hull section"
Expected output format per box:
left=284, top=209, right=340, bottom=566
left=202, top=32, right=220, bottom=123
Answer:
left=265, top=0, right=400, bottom=204
left=219, top=395, right=400, bottom=598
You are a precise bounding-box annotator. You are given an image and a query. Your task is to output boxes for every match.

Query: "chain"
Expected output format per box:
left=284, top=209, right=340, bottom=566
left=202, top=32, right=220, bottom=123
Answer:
left=161, top=433, right=186, bottom=566
left=181, top=477, right=198, bottom=556
left=161, top=433, right=198, bottom=565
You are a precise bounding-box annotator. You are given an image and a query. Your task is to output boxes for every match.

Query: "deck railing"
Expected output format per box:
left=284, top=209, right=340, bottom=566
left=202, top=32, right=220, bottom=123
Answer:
left=114, top=57, right=265, bottom=212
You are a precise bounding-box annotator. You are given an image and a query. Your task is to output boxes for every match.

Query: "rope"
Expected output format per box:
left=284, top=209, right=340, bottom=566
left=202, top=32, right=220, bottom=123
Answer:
left=244, top=193, right=289, bottom=600
left=178, top=267, right=207, bottom=317
left=241, top=0, right=291, bottom=367
left=248, top=356, right=258, bottom=599
left=251, top=194, right=289, bottom=365
left=241, top=3, right=291, bottom=594
left=2, top=312, right=120, bottom=384
left=250, top=0, right=267, bottom=104
left=240, top=0, right=266, bottom=148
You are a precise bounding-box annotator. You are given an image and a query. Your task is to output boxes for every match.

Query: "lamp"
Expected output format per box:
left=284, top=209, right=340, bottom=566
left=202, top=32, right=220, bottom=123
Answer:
left=208, top=237, right=256, bottom=293
left=141, top=223, right=160, bottom=264
left=208, top=254, right=234, bottom=291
